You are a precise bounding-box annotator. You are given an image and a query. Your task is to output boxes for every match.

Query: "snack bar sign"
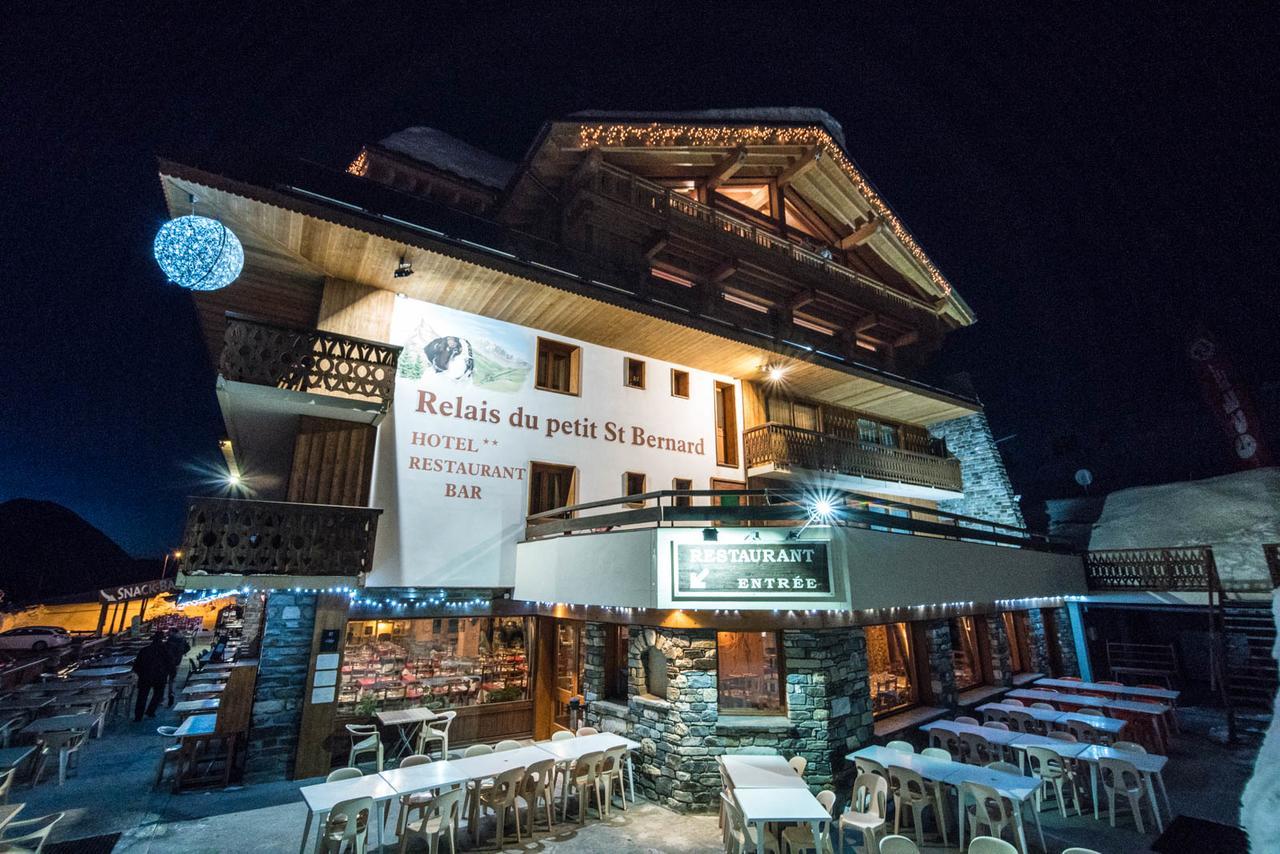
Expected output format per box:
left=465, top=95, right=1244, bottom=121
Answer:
left=673, top=542, right=832, bottom=601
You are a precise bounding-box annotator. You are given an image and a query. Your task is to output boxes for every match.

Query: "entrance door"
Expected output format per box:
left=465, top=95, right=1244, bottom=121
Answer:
left=553, top=620, right=584, bottom=730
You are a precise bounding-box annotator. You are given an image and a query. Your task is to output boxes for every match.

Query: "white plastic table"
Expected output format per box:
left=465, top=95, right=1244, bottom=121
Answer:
left=733, top=787, right=830, bottom=854
left=977, top=702, right=1127, bottom=738
left=920, top=720, right=1022, bottom=745
left=535, top=733, right=641, bottom=802
left=1007, top=688, right=1170, bottom=717
left=948, top=763, right=1043, bottom=853
left=1077, top=744, right=1171, bottom=827
left=298, top=772, right=399, bottom=854
left=850, top=744, right=957, bottom=780
left=375, top=708, right=443, bottom=760
left=719, top=754, right=808, bottom=789
left=1035, top=678, right=1179, bottom=703
left=19, top=712, right=101, bottom=737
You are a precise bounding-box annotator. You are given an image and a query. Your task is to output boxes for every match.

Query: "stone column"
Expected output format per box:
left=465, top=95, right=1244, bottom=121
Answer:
left=781, top=628, right=873, bottom=789
left=239, top=592, right=266, bottom=655
left=928, top=411, right=1026, bottom=528
left=923, top=621, right=959, bottom=708
left=245, top=591, right=317, bottom=780
left=1052, top=607, right=1081, bottom=677
left=1027, top=609, right=1051, bottom=674
left=984, top=614, right=1014, bottom=687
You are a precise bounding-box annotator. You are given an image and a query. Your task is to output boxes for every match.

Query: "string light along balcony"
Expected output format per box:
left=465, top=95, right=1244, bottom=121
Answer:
left=153, top=206, right=244, bottom=291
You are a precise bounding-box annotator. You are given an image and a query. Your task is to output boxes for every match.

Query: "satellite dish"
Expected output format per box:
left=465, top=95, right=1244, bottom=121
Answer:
left=1075, top=469, right=1094, bottom=489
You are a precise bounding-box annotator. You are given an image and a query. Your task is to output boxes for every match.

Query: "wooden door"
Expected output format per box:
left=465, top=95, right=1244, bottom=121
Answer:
left=553, top=620, right=584, bottom=731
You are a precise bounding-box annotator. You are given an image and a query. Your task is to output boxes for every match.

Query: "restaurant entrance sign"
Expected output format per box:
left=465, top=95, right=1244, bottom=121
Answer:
left=672, top=542, right=832, bottom=601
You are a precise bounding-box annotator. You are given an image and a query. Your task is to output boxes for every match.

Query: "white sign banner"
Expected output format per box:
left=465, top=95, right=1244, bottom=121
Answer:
left=368, top=297, right=741, bottom=588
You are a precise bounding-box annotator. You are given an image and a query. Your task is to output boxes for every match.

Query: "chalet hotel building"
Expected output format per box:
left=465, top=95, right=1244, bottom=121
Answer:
left=164, top=109, right=1087, bottom=805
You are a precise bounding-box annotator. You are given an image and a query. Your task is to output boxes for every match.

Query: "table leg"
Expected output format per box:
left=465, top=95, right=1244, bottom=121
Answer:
left=755, top=819, right=765, bottom=854
left=1155, top=771, right=1172, bottom=818
left=1028, top=798, right=1045, bottom=851
left=375, top=799, right=385, bottom=852
left=1145, top=776, right=1164, bottom=833
left=627, top=754, right=636, bottom=803
left=810, top=820, right=823, bottom=853
left=957, top=787, right=966, bottom=851
left=1089, top=762, right=1099, bottom=821
left=297, top=810, right=314, bottom=854
left=311, top=809, right=329, bottom=854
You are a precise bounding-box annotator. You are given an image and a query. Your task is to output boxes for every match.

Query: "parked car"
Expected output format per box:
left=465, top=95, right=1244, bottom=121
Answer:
left=0, top=626, right=73, bottom=651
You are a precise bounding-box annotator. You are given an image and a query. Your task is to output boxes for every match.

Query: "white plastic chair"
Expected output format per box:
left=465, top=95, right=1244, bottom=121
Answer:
left=0, top=811, right=63, bottom=853
left=476, top=766, right=525, bottom=847
left=789, top=755, right=809, bottom=775
left=327, top=767, right=363, bottom=783
left=345, top=723, right=384, bottom=771
left=983, top=721, right=1010, bottom=732
left=413, top=709, right=456, bottom=761
left=1100, top=756, right=1158, bottom=833
left=1026, top=746, right=1080, bottom=817
left=955, top=716, right=980, bottom=726
left=1030, top=702, right=1055, bottom=711
left=153, top=725, right=182, bottom=789
left=575, top=726, right=599, bottom=736
left=399, top=784, right=463, bottom=854
left=1112, top=740, right=1146, bottom=753
left=518, top=757, right=557, bottom=834
left=1002, top=698, right=1024, bottom=707
left=856, top=755, right=889, bottom=784
left=36, top=728, right=89, bottom=786
left=878, top=835, right=920, bottom=854
left=968, top=836, right=1018, bottom=854
left=889, top=766, right=947, bottom=847
left=1062, top=849, right=1102, bottom=854
left=463, top=743, right=493, bottom=757
left=781, top=790, right=835, bottom=853
left=921, top=747, right=951, bottom=761
left=961, top=781, right=1025, bottom=853
left=837, top=772, right=886, bottom=854
left=985, top=761, right=1021, bottom=775
left=551, top=730, right=574, bottom=741
left=725, top=791, right=781, bottom=853
left=494, top=739, right=522, bottom=752
left=886, top=740, right=914, bottom=754
left=601, top=745, right=629, bottom=811
left=563, top=750, right=606, bottom=823
left=320, top=796, right=372, bottom=854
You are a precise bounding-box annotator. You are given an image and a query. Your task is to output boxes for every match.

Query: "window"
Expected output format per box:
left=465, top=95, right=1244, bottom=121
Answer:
left=623, top=472, right=646, bottom=506
left=554, top=621, right=585, bottom=729
left=950, top=616, right=986, bottom=691
left=641, top=646, right=669, bottom=700
left=765, top=397, right=819, bottom=432
left=714, top=382, right=739, bottom=467
left=672, top=477, right=693, bottom=507
left=717, top=631, right=784, bottom=714
left=866, top=622, right=917, bottom=717
left=1003, top=611, right=1034, bottom=674
left=624, top=357, right=646, bottom=389
left=536, top=337, right=581, bottom=395
left=529, top=462, right=576, bottom=517
left=338, top=617, right=530, bottom=714
left=671, top=369, right=690, bottom=398
left=604, top=625, right=629, bottom=701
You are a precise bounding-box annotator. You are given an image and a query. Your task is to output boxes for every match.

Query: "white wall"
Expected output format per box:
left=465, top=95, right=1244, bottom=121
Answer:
left=368, top=296, right=744, bottom=588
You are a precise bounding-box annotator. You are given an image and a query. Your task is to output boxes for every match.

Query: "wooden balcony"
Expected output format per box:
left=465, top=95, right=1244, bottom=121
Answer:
left=1083, top=548, right=1217, bottom=592
left=219, top=313, right=402, bottom=406
left=743, top=422, right=963, bottom=494
left=586, top=162, right=938, bottom=318
left=176, top=497, right=382, bottom=582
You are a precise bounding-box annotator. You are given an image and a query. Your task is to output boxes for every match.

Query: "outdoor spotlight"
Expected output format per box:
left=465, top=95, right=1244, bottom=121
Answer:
left=394, top=254, right=415, bottom=278
left=764, top=364, right=787, bottom=383
left=702, top=527, right=718, bottom=542
left=812, top=498, right=835, bottom=520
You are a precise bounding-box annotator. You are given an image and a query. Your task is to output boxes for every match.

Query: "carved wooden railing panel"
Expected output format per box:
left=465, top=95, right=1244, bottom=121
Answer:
left=220, top=314, right=402, bottom=404
left=590, top=162, right=935, bottom=315
left=177, top=497, right=382, bottom=578
left=743, top=422, right=963, bottom=493
left=1083, top=547, right=1216, bottom=591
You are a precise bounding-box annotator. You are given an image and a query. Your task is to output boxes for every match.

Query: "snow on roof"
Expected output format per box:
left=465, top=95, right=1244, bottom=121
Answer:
left=568, top=108, right=847, bottom=149
left=377, top=127, right=517, bottom=190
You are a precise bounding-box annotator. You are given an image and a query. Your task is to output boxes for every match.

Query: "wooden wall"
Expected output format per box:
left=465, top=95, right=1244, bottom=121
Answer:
left=193, top=267, right=324, bottom=369
left=293, top=593, right=353, bottom=780
left=317, top=277, right=395, bottom=342
left=287, top=417, right=377, bottom=506
left=742, top=380, right=767, bottom=430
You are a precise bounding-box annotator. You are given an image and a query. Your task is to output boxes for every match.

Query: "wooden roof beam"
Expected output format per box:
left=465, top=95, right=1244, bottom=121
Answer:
left=643, top=231, right=669, bottom=262
left=709, top=260, right=738, bottom=284
left=787, top=289, right=818, bottom=312
left=854, top=313, right=879, bottom=333
left=894, top=329, right=920, bottom=348
left=776, top=147, right=822, bottom=188
left=838, top=216, right=882, bottom=249
left=704, top=146, right=749, bottom=191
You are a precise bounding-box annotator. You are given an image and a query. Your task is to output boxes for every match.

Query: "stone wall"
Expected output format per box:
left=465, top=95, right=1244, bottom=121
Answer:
left=1052, top=607, right=1080, bottom=677
left=929, top=411, right=1026, bottom=528
left=1027, top=608, right=1051, bottom=674
left=984, top=614, right=1014, bottom=687
left=245, top=591, right=317, bottom=780
left=584, top=623, right=874, bottom=812
left=922, top=621, right=959, bottom=708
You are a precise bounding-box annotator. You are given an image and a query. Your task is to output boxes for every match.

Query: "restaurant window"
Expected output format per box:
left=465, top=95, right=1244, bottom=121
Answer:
left=624, top=357, right=646, bottom=389
left=604, top=625, right=629, bottom=701
left=1003, top=611, right=1034, bottom=674
left=623, top=472, right=647, bottom=506
left=950, top=616, right=985, bottom=691
left=536, top=337, right=581, bottom=395
left=714, top=382, right=739, bottom=466
left=671, top=369, right=690, bottom=398
left=338, top=616, right=530, bottom=714
left=641, top=646, right=669, bottom=700
left=672, top=477, right=693, bottom=507
left=529, top=462, right=576, bottom=517
left=717, top=631, right=784, bottom=714
left=866, top=622, right=917, bottom=717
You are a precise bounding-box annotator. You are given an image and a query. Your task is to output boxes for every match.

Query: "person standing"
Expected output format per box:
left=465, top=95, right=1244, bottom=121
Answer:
left=132, top=632, right=171, bottom=721
left=163, top=630, right=191, bottom=706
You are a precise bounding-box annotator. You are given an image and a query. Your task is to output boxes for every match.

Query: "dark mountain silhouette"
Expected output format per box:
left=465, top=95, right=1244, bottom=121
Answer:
left=0, top=499, right=161, bottom=604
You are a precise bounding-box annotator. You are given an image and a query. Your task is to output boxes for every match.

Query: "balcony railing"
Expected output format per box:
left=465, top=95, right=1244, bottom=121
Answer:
left=1083, top=547, right=1218, bottom=592
left=524, top=486, right=1065, bottom=552
left=588, top=162, right=936, bottom=315
left=177, top=497, right=382, bottom=578
left=743, top=423, right=963, bottom=493
left=220, top=313, right=402, bottom=404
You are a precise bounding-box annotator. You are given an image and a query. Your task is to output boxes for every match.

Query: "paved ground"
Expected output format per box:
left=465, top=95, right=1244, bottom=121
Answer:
left=10, top=702, right=1259, bottom=853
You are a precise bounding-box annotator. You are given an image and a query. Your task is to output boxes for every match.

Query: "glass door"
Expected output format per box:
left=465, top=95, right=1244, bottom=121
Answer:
left=554, top=620, right=584, bottom=730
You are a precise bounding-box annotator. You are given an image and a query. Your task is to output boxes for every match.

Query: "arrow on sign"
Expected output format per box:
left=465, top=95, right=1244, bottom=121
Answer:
left=689, top=569, right=709, bottom=590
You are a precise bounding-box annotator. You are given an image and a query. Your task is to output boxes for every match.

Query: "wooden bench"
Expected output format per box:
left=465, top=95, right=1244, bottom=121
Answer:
left=1107, top=642, right=1179, bottom=688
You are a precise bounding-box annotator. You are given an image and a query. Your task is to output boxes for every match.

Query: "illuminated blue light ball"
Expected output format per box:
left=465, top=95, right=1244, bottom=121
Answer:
left=153, top=215, right=244, bottom=291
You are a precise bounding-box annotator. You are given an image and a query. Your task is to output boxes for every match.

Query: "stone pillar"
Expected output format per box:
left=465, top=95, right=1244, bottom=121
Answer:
left=1052, top=607, right=1081, bottom=677
left=984, top=615, right=1014, bottom=687
left=581, top=621, right=607, bottom=708
left=780, top=628, right=873, bottom=789
left=1027, top=609, right=1051, bottom=674
left=240, top=592, right=266, bottom=655
left=923, top=621, right=959, bottom=708
left=245, top=591, right=317, bottom=780
left=928, top=412, right=1026, bottom=528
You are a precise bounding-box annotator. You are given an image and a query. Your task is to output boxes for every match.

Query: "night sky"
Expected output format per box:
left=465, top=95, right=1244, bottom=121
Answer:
left=3, top=4, right=1277, bottom=555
